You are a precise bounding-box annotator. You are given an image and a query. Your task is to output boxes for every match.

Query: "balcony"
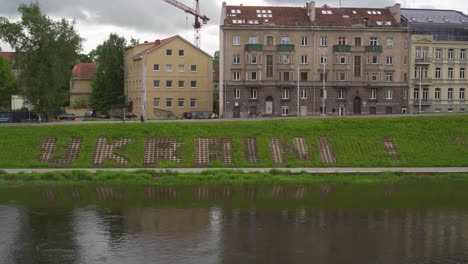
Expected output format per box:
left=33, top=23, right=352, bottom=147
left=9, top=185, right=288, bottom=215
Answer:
left=244, top=44, right=263, bottom=51
left=365, top=45, right=382, bottom=53
left=276, top=44, right=295, bottom=52
left=415, top=57, right=432, bottom=63
left=333, top=45, right=351, bottom=52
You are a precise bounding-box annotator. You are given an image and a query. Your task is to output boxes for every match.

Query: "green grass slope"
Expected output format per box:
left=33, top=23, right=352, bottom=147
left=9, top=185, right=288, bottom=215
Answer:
left=0, top=115, right=467, bottom=168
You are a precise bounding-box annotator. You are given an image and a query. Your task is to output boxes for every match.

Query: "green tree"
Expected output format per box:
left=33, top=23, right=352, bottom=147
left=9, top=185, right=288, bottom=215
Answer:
left=0, top=56, right=16, bottom=110
left=90, top=33, right=126, bottom=111
left=0, top=3, right=82, bottom=113
left=78, top=53, right=93, bottom=63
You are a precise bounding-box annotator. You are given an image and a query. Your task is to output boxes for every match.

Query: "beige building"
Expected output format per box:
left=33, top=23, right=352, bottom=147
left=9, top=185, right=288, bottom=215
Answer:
left=70, top=62, right=97, bottom=108
left=220, top=1, right=410, bottom=118
left=401, top=9, right=468, bottom=113
left=124, top=35, right=213, bottom=119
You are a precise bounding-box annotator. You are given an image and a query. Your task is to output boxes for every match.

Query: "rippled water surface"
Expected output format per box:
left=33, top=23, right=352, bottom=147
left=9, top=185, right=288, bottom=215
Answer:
left=1, top=185, right=468, bottom=264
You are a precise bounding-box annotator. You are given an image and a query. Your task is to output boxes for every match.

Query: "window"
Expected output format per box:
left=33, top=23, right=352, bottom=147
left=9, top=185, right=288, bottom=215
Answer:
left=266, top=55, right=273, bottom=77
left=448, top=68, right=454, bottom=79
left=386, top=56, right=393, bottom=65
left=233, top=35, right=240, bottom=45
left=435, top=68, right=441, bottom=79
left=339, top=56, right=346, bottom=64
left=153, top=80, right=160, bottom=88
left=266, top=36, right=274, bottom=45
left=461, top=49, right=466, bottom=60
left=281, top=36, right=290, bottom=44
left=415, top=47, right=421, bottom=59
left=282, top=88, right=290, bottom=99
left=281, top=54, right=290, bottom=64
left=301, top=89, right=307, bottom=99
left=300, top=55, right=308, bottom=64
left=178, top=98, right=185, bottom=108
left=435, top=88, right=441, bottom=100
left=190, top=80, right=197, bottom=88
left=281, top=72, right=290, bottom=81
left=320, top=36, right=327, bottom=46
left=404, top=40, right=408, bottom=48
left=190, top=98, right=197, bottom=108
left=233, top=71, right=240, bottom=80
left=370, top=73, right=378, bottom=81
left=448, top=49, right=454, bottom=60
left=370, top=88, right=377, bottom=99
left=403, top=89, right=407, bottom=99
left=337, top=72, right=346, bottom=81
left=191, top=65, right=197, bottom=72
left=320, top=71, right=328, bottom=81
left=166, top=98, right=173, bottom=108
left=234, top=89, right=240, bottom=99
left=166, top=80, right=173, bottom=88
left=386, top=88, right=393, bottom=99
left=448, top=88, right=453, bottom=100
left=178, top=64, right=185, bottom=72
left=233, top=55, right=240, bottom=64
left=385, top=72, right=393, bottom=82
left=354, top=37, right=361, bottom=46
left=371, top=55, right=378, bottom=64
left=166, top=64, right=173, bottom=72
left=153, top=98, right=160, bottom=108
left=320, top=56, right=327, bottom=65
left=414, top=89, right=420, bottom=99
left=154, top=64, right=160, bottom=71
left=338, top=37, right=346, bottom=45
left=300, top=71, right=308, bottom=81
left=179, top=50, right=184, bottom=56
left=250, top=88, right=257, bottom=99
left=301, top=36, right=308, bottom=46
left=460, top=68, right=465, bottom=79
left=248, top=72, right=257, bottom=81
left=320, top=89, right=327, bottom=99
left=282, top=106, right=289, bottom=116
left=386, top=39, right=393, bottom=48
left=249, top=36, right=258, bottom=44
left=404, top=56, right=408, bottom=65
left=423, top=88, right=428, bottom=100
left=354, top=56, right=361, bottom=77
left=166, top=49, right=172, bottom=56
left=460, top=88, right=465, bottom=100
left=338, top=89, right=345, bottom=99
left=435, top=48, right=442, bottom=59
left=178, top=80, right=184, bottom=88
left=370, top=37, right=378, bottom=46
left=249, top=54, right=258, bottom=64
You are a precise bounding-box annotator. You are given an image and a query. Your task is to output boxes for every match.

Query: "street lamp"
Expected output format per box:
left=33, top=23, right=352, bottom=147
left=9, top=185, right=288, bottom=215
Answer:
left=141, top=52, right=147, bottom=122
left=321, top=50, right=327, bottom=117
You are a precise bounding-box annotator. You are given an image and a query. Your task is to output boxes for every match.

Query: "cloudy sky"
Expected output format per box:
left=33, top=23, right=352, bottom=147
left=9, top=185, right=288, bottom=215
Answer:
left=1, top=0, right=467, bottom=56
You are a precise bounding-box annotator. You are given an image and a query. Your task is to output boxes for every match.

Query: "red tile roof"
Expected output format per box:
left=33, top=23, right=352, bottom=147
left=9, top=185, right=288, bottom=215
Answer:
left=132, top=36, right=178, bottom=60
left=315, top=7, right=400, bottom=27
left=72, top=62, right=97, bottom=80
left=0, top=52, right=14, bottom=62
left=225, top=6, right=310, bottom=26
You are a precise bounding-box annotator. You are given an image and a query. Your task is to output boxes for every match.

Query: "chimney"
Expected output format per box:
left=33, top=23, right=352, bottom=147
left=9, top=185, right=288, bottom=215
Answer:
left=389, top=3, right=401, bottom=23
left=307, top=1, right=316, bottom=22
left=144, top=41, right=148, bottom=44
left=155, top=39, right=161, bottom=45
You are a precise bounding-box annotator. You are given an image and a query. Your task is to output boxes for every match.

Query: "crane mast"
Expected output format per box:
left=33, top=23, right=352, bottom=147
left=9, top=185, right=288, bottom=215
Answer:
left=162, top=0, right=209, bottom=47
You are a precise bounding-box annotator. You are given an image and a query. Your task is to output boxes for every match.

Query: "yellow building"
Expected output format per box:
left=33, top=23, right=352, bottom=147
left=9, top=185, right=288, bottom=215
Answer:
left=401, top=9, right=468, bottom=113
left=124, top=35, right=213, bottom=119
left=70, top=62, right=97, bottom=108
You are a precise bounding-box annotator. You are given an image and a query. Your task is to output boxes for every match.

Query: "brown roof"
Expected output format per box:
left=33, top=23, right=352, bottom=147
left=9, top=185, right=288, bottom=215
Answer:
left=315, top=7, right=400, bottom=27
left=72, top=62, right=97, bottom=80
left=0, top=52, right=14, bottom=62
left=224, top=5, right=400, bottom=27
left=132, top=36, right=177, bottom=60
left=225, top=6, right=310, bottom=26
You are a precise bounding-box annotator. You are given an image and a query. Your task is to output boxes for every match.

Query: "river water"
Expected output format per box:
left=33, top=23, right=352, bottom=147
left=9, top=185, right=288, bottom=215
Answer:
left=1, top=184, right=468, bottom=264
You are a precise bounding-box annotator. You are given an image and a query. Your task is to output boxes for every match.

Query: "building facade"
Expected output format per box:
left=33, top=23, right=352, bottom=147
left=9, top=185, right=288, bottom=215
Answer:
left=401, top=9, right=468, bottom=113
left=70, top=62, right=97, bottom=108
left=220, top=2, right=410, bottom=118
left=124, top=35, right=213, bottom=119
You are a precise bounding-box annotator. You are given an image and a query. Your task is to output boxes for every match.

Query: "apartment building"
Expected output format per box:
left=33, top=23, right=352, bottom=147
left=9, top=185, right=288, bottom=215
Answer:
left=220, top=2, right=410, bottom=118
left=401, top=9, right=468, bottom=113
left=70, top=62, right=96, bottom=107
left=124, top=35, right=213, bottom=119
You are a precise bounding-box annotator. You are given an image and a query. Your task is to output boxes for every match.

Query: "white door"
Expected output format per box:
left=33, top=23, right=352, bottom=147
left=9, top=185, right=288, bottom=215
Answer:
left=300, top=106, right=307, bottom=116
left=338, top=106, right=345, bottom=116
left=265, top=101, right=273, bottom=114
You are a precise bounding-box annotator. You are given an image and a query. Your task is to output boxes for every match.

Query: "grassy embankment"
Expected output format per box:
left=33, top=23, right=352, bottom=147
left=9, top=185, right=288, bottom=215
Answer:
left=0, top=115, right=467, bottom=168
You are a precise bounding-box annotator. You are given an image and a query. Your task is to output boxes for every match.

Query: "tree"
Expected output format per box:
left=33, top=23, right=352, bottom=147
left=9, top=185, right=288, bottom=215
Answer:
left=0, top=56, right=16, bottom=110
left=0, top=3, right=82, bottom=112
left=90, top=33, right=126, bottom=111
left=78, top=53, right=93, bottom=63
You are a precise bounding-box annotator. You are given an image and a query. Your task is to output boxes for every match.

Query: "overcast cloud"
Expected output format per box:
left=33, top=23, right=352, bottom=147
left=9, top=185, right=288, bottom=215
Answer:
left=1, top=0, right=467, bottom=56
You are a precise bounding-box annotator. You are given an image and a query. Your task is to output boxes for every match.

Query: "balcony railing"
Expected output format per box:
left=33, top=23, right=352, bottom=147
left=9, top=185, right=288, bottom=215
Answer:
left=244, top=44, right=263, bottom=51
left=365, top=45, right=382, bottom=53
left=415, top=57, right=432, bottom=63
left=333, top=45, right=351, bottom=52
left=276, top=44, right=295, bottom=52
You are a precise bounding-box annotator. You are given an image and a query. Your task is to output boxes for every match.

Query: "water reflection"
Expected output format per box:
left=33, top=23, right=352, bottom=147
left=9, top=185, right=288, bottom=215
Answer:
left=1, top=185, right=468, bottom=263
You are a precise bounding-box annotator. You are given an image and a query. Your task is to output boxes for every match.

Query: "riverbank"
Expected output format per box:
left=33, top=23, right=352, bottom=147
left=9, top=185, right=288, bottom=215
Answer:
left=0, top=115, right=467, bottom=168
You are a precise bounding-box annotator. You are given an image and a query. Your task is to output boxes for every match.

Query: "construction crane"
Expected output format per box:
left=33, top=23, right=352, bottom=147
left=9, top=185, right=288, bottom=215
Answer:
left=162, top=0, right=209, bottom=48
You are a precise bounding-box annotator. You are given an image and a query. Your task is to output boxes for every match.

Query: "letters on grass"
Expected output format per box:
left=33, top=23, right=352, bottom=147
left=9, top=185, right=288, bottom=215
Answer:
left=39, top=136, right=400, bottom=167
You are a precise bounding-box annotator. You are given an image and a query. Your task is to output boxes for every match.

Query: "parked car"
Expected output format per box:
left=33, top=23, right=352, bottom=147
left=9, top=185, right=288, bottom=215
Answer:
left=84, top=110, right=94, bottom=118
left=117, top=112, right=137, bottom=118
left=57, top=113, right=76, bottom=120
left=192, top=112, right=210, bottom=119
left=97, top=112, right=110, bottom=119
left=182, top=112, right=192, bottom=119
